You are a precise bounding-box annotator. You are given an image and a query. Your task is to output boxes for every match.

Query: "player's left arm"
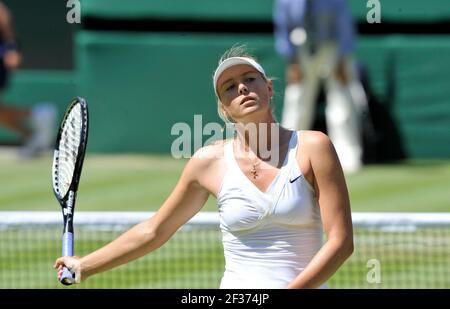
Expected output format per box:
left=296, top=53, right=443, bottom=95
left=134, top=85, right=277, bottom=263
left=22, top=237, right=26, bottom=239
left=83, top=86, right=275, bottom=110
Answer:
left=287, top=131, right=353, bottom=288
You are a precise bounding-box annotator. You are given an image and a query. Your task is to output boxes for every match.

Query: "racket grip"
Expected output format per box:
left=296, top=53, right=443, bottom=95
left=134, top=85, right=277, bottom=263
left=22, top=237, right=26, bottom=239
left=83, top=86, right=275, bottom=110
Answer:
left=60, top=232, right=75, bottom=285
left=60, top=267, right=75, bottom=285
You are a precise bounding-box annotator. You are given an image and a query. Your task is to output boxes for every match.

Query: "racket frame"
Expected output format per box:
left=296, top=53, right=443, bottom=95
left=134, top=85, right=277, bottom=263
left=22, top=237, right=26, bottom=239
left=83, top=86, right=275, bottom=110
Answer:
left=52, top=97, right=89, bottom=285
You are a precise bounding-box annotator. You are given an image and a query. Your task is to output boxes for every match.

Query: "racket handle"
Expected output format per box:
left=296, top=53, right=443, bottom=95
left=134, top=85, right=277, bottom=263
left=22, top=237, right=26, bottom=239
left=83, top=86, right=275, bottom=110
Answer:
left=60, top=267, right=75, bottom=285
left=60, top=232, right=75, bottom=285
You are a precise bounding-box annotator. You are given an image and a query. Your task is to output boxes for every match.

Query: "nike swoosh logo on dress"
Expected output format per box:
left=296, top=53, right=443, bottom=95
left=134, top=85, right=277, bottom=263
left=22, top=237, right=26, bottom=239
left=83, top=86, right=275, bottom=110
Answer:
left=289, top=175, right=302, bottom=183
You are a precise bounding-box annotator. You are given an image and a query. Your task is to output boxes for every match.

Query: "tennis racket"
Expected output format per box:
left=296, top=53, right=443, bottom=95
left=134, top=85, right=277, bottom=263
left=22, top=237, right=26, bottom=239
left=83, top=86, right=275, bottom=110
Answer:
left=52, top=97, right=89, bottom=285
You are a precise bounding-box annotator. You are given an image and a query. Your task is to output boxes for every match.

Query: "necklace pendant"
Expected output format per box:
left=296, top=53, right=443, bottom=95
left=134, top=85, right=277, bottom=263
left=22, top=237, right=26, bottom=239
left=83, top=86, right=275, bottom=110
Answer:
left=251, top=164, right=258, bottom=179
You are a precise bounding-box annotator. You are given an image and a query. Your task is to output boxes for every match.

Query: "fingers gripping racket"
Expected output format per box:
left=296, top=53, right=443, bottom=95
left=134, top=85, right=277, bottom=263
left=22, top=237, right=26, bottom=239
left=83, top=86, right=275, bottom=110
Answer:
left=52, top=97, right=89, bottom=285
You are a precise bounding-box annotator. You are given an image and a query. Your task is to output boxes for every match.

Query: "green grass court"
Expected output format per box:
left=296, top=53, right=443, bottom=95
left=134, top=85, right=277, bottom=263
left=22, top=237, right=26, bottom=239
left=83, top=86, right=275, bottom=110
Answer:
left=2, top=226, right=446, bottom=289
left=0, top=151, right=449, bottom=288
left=1, top=151, right=449, bottom=212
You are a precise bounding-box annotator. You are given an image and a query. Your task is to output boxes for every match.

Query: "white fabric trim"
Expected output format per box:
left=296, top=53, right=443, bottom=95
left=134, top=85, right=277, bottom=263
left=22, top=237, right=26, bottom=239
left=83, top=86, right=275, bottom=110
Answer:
left=213, top=57, right=267, bottom=96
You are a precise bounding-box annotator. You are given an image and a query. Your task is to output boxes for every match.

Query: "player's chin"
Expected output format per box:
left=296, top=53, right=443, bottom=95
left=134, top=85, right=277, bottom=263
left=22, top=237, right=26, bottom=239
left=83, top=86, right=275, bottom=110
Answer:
left=239, top=103, right=261, bottom=115
left=243, top=102, right=272, bottom=116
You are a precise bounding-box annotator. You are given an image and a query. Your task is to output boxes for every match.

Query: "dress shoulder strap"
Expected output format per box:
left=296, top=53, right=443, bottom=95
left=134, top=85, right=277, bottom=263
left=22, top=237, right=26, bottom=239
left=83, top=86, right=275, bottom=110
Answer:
left=285, top=130, right=299, bottom=169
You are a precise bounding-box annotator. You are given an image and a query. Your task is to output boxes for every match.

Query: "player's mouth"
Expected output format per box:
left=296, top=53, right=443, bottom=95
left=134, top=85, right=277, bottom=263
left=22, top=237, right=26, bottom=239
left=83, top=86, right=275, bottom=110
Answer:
left=240, top=96, right=257, bottom=105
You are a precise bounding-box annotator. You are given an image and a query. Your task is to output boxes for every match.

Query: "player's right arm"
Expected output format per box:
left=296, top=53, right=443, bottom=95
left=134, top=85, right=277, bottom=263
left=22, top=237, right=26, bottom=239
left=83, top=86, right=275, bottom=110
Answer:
left=54, top=147, right=218, bottom=283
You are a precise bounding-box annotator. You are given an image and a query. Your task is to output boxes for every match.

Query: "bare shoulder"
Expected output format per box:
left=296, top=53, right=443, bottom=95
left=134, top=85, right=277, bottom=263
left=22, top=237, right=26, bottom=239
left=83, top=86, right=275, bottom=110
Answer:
left=300, top=130, right=333, bottom=151
left=300, top=130, right=338, bottom=165
left=185, top=139, right=228, bottom=176
left=184, top=140, right=228, bottom=194
left=296, top=130, right=335, bottom=182
left=300, top=130, right=342, bottom=176
left=192, top=140, right=227, bottom=164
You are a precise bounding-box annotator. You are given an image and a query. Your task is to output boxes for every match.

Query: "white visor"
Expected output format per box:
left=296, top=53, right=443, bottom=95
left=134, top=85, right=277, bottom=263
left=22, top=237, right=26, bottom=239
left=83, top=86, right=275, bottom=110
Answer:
left=213, top=57, right=266, bottom=96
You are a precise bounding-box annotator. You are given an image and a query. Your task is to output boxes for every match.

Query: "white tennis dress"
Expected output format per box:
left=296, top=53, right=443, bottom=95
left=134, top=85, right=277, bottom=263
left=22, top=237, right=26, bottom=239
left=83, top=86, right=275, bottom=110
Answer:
left=217, top=131, right=323, bottom=288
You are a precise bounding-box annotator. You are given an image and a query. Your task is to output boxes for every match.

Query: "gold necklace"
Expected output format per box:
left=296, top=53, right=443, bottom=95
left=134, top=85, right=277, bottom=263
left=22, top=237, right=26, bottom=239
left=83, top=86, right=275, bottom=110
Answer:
left=234, top=137, right=262, bottom=179
left=249, top=155, right=261, bottom=179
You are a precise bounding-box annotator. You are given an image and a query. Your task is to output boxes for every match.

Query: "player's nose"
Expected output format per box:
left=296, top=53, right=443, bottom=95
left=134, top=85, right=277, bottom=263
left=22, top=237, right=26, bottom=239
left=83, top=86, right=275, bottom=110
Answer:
left=238, top=83, right=249, bottom=95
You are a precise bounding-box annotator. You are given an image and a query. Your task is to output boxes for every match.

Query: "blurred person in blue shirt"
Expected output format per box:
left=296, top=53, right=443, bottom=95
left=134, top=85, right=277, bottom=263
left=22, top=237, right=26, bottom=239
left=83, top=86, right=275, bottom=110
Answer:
left=0, top=1, right=56, bottom=158
left=274, top=0, right=367, bottom=173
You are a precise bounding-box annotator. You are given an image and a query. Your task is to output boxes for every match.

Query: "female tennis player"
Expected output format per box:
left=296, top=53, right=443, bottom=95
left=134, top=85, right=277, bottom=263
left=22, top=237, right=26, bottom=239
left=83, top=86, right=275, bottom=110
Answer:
left=54, top=46, right=353, bottom=288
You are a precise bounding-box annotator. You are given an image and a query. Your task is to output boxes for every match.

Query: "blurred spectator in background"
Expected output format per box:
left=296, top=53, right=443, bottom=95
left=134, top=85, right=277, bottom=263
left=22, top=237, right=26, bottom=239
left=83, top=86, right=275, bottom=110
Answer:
left=274, top=0, right=368, bottom=173
left=0, top=1, right=56, bottom=158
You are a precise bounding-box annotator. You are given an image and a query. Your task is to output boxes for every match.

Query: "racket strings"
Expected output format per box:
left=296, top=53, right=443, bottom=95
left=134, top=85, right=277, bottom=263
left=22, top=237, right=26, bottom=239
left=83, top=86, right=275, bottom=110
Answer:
left=56, top=104, right=84, bottom=197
